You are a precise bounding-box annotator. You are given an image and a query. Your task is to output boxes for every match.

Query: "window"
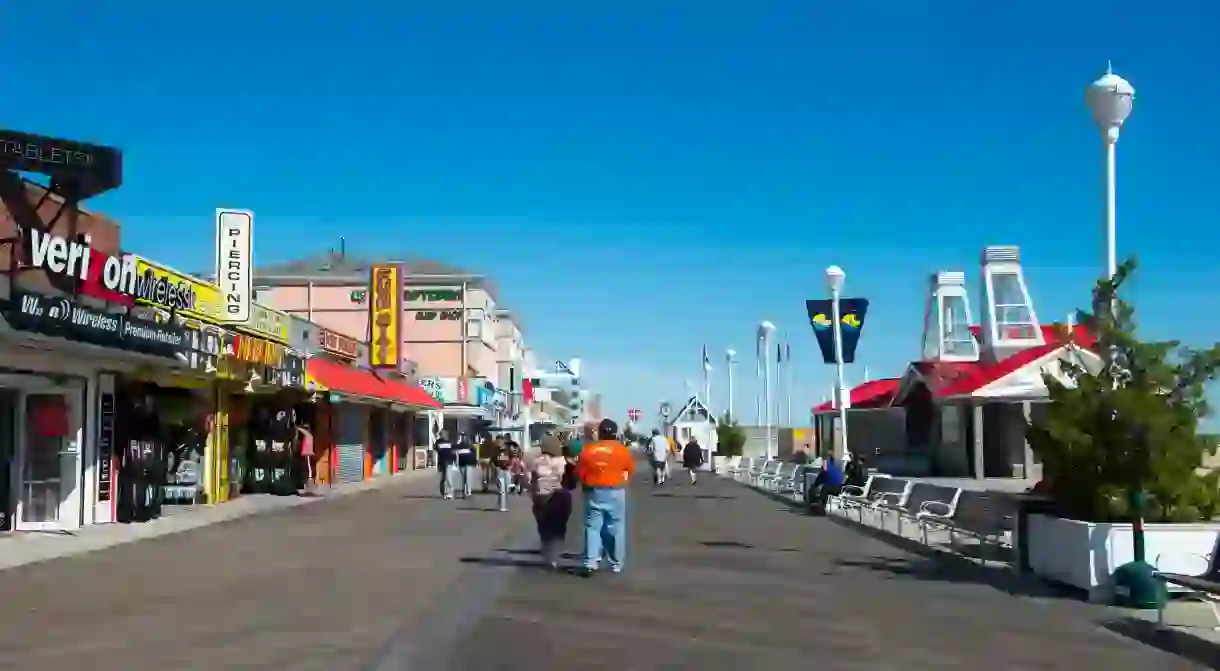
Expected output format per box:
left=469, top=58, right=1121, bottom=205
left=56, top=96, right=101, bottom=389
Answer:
left=940, top=296, right=977, bottom=357
left=990, top=272, right=1037, bottom=339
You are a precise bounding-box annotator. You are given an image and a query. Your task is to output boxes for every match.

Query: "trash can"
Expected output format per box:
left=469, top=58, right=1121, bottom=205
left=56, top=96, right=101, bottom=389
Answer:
left=1014, top=494, right=1055, bottom=573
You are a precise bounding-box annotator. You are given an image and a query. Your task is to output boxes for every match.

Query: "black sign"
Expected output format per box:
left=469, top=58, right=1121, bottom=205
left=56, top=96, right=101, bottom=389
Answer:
left=806, top=297, right=871, bottom=365
left=97, top=393, right=115, bottom=502
left=0, top=129, right=123, bottom=198
left=6, top=291, right=185, bottom=357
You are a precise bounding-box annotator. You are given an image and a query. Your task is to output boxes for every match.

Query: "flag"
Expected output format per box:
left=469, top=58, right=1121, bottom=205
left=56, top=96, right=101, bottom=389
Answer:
left=776, top=341, right=782, bottom=363
left=805, top=297, right=871, bottom=364
left=755, top=336, right=762, bottom=375
left=786, top=343, right=791, bottom=363
left=702, top=344, right=712, bottom=372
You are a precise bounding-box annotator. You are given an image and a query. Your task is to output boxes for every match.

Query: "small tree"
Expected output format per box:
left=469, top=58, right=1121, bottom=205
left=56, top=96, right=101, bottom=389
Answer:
left=1027, top=258, right=1220, bottom=522
left=717, top=412, right=747, bottom=457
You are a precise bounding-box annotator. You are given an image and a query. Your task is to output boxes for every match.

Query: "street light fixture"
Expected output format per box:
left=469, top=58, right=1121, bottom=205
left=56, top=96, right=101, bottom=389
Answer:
left=824, top=265, right=850, bottom=464
left=757, top=321, right=776, bottom=459
left=1085, top=62, right=1134, bottom=281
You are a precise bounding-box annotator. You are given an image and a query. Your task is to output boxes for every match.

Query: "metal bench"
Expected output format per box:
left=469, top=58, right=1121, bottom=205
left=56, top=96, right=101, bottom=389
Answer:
left=775, top=464, right=809, bottom=500
left=729, top=457, right=755, bottom=480
left=751, top=460, right=782, bottom=486
left=922, top=491, right=1016, bottom=561
left=854, top=477, right=913, bottom=524
left=760, top=462, right=798, bottom=490
left=718, top=455, right=742, bottom=475
left=1155, top=549, right=1220, bottom=629
left=873, top=482, right=962, bottom=541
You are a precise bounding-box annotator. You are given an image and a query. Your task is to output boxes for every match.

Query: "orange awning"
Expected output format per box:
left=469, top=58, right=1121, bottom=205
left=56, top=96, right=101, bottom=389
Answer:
left=307, top=358, right=441, bottom=409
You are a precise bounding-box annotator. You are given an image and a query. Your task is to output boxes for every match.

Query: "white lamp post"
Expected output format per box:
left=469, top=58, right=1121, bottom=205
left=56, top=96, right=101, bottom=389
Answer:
left=725, top=349, right=736, bottom=421
left=824, top=265, right=850, bottom=463
left=1085, top=62, right=1134, bottom=281
left=757, top=321, right=776, bottom=459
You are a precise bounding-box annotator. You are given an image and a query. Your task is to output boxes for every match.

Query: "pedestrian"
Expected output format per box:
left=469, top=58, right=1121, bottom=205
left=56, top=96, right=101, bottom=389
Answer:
left=456, top=432, right=478, bottom=498
left=479, top=433, right=496, bottom=493
left=296, top=421, right=315, bottom=491
left=575, top=418, right=635, bottom=577
left=647, top=428, right=669, bottom=486
left=682, top=436, right=705, bottom=485
left=507, top=438, right=527, bottom=495
left=435, top=431, right=456, bottom=499
left=489, top=434, right=511, bottom=512
left=531, top=435, right=574, bottom=569
left=806, top=454, right=846, bottom=515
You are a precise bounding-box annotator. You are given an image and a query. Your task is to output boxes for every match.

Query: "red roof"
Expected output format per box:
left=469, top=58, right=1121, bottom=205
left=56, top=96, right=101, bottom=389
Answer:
left=306, top=358, right=442, bottom=409
left=813, top=377, right=901, bottom=414
left=907, top=324, right=1095, bottom=399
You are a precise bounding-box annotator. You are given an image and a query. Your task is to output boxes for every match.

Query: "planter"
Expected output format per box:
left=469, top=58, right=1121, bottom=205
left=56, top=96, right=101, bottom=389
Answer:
left=1026, top=514, right=1220, bottom=602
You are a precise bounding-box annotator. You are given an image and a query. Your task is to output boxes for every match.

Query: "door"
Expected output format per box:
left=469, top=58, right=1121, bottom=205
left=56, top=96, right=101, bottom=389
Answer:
left=15, top=387, right=84, bottom=531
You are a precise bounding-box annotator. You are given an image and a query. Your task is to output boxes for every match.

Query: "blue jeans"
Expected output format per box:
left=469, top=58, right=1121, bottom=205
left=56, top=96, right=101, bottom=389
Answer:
left=583, top=486, right=627, bottom=570
left=496, top=467, right=511, bottom=511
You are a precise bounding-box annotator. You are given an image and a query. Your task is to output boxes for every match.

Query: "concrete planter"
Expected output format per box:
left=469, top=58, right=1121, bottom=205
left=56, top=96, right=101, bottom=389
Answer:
left=1026, top=514, right=1220, bottom=601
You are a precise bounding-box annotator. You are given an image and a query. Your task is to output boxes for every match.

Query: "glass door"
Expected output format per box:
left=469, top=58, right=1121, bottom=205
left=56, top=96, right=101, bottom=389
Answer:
left=15, top=390, right=83, bottom=531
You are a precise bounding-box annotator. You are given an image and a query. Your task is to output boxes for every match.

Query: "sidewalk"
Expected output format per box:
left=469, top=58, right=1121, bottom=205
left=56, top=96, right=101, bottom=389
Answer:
left=0, top=468, right=432, bottom=572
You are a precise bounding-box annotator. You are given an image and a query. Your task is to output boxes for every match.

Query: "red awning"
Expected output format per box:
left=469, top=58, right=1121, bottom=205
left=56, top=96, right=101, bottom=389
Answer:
left=812, top=378, right=901, bottom=414
left=306, top=358, right=442, bottom=409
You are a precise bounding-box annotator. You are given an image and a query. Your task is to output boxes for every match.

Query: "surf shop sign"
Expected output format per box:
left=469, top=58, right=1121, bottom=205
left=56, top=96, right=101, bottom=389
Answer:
left=22, top=227, right=197, bottom=312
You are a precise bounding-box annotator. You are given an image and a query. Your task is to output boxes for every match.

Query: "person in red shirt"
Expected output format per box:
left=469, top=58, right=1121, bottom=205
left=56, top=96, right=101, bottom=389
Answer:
left=575, top=418, right=635, bottom=576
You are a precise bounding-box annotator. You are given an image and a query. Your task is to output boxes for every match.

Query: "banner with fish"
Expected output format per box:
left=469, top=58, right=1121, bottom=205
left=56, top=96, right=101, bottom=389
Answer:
left=805, top=298, right=870, bottom=364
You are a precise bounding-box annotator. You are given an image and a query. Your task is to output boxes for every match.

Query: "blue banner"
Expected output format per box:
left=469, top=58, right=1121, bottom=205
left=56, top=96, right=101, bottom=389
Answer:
left=806, top=298, right=870, bottom=364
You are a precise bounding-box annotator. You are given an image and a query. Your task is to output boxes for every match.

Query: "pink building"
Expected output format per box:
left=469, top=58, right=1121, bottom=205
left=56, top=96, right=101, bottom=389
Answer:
left=253, top=252, right=515, bottom=429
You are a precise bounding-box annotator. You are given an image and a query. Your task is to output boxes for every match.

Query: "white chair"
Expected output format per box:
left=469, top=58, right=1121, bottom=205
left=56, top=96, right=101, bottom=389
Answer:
left=718, top=455, right=742, bottom=476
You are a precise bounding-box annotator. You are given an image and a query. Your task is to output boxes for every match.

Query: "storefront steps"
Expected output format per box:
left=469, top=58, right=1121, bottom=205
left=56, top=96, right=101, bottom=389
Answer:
left=0, top=470, right=432, bottom=572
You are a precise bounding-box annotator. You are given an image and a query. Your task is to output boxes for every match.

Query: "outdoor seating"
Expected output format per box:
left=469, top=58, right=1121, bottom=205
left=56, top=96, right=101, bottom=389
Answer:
left=1154, top=551, right=1220, bottom=630
left=871, top=482, right=962, bottom=542
left=829, top=474, right=879, bottom=514
left=918, top=491, right=1016, bottom=561
left=777, top=465, right=812, bottom=501
left=751, top=460, right=782, bottom=485
left=849, top=477, right=913, bottom=523
left=760, top=462, right=797, bottom=490
left=728, top=457, right=755, bottom=480
left=718, top=455, right=742, bottom=475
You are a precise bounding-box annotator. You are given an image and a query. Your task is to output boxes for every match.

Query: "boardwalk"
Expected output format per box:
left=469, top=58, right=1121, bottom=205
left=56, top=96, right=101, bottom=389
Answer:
left=0, top=469, right=1207, bottom=670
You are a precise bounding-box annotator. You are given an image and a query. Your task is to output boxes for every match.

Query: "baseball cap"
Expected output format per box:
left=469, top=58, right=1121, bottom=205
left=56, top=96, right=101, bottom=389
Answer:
left=597, top=418, right=619, bottom=440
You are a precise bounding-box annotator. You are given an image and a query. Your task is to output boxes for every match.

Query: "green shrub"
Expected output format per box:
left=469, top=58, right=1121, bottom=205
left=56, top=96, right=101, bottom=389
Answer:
left=716, top=413, right=747, bottom=457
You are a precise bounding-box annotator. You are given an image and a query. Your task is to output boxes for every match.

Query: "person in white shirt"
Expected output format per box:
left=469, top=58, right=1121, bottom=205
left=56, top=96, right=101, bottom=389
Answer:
left=647, top=429, right=670, bottom=486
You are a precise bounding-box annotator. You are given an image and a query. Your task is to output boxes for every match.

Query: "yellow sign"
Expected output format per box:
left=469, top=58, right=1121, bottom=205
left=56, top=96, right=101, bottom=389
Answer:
left=234, top=335, right=285, bottom=368
left=234, top=303, right=290, bottom=344
left=131, top=255, right=225, bottom=323
left=369, top=264, right=402, bottom=369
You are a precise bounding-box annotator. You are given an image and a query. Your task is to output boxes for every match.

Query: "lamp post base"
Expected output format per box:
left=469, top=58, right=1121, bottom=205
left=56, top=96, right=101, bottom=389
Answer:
left=1112, top=559, right=1166, bottom=609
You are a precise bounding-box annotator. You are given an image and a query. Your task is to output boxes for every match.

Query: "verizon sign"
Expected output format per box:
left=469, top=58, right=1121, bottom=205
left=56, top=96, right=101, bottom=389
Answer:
left=215, top=209, right=253, bottom=324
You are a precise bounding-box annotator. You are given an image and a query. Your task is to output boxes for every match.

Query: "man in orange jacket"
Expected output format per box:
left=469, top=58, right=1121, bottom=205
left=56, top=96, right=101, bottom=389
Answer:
left=575, top=418, right=635, bottom=576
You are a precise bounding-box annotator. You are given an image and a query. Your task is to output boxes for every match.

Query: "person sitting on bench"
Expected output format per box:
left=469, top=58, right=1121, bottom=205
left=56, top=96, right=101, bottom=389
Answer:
left=807, top=455, right=846, bottom=513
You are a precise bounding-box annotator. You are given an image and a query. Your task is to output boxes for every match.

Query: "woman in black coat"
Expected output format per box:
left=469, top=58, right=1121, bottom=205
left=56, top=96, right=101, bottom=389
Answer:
left=682, top=438, right=705, bottom=486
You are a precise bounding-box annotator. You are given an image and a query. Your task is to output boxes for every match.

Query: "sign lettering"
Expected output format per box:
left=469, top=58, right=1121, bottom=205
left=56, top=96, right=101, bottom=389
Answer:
left=318, top=329, right=359, bottom=359
left=234, top=302, right=289, bottom=344
left=234, top=335, right=285, bottom=368
left=7, top=291, right=186, bottom=356
left=0, top=129, right=122, bottom=197
left=368, top=264, right=401, bottom=369
left=215, top=209, right=252, bottom=324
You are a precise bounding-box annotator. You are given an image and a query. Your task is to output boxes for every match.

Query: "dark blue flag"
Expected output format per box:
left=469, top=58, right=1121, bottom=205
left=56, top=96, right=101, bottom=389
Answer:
left=805, top=298, right=870, bottom=364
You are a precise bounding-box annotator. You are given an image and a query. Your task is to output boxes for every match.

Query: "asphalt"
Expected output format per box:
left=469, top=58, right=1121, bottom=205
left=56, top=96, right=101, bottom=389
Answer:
left=0, top=467, right=1209, bottom=670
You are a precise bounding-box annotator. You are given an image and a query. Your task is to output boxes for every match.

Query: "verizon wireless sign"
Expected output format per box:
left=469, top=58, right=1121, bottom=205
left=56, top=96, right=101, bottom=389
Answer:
left=215, top=209, right=253, bottom=325
left=23, top=228, right=196, bottom=311
left=7, top=291, right=186, bottom=357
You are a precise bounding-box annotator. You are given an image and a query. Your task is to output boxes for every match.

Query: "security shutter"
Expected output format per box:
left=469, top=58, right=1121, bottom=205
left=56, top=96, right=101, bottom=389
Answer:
left=334, top=405, right=366, bottom=483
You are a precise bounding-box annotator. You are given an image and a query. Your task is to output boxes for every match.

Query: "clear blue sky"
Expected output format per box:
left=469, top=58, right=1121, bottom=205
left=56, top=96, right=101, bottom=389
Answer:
left=5, top=2, right=1217, bottom=426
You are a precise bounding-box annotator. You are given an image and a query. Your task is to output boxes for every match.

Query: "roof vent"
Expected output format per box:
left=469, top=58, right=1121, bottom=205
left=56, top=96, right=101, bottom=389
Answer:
left=982, top=245, right=1021, bottom=263
left=935, top=271, right=966, bottom=287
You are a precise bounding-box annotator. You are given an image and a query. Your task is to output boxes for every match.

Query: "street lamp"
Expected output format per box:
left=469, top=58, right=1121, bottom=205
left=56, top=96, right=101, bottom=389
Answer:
left=1085, top=62, right=1134, bottom=281
left=824, top=265, right=850, bottom=464
left=757, top=321, right=776, bottom=459
left=725, top=349, right=736, bottom=421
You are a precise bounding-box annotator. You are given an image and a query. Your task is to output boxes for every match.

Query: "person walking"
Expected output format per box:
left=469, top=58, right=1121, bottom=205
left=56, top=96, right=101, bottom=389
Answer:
left=296, top=422, right=316, bottom=491
left=575, top=418, right=635, bottom=577
left=682, top=437, right=705, bottom=486
left=489, top=435, right=511, bottom=512
left=435, top=431, right=456, bottom=499
left=647, top=428, right=669, bottom=486
left=455, top=433, right=477, bottom=498
left=531, top=435, right=574, bottom=569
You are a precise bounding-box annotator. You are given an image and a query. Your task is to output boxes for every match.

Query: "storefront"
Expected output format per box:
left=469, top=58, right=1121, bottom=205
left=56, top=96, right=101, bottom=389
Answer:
left=0, top=290, right=189, bottom=530
left=305, top=357, right=441, bottom=484
left=219, top=304, right=306, bottom=499
left=417, top=376, right=495, bottom=438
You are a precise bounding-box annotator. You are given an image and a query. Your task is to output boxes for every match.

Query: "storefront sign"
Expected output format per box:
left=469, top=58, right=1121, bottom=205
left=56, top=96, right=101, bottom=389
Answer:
left=234, top=303, right=289, bottom=344
left=319, top=328, right=359, bottom=360
left=419, top=377, right=445, bottom=403
left=130, top=255, right=224, bottom=323
left=0, top=129, right=122, bottom=197
left=233, top=335, right=285, bottom=368
left=7, top=291, right=186, bottom=356
left=97, top=392, right=115, bottom=502
left=368, top=264, right=402, bottom=369
left=404, top=289, right=462, bottom=302
left=21, top=229, right=200, bottom=311
left=215, top=209, right=253, bottom=324
left=282, top=353, right=306, bottom=388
